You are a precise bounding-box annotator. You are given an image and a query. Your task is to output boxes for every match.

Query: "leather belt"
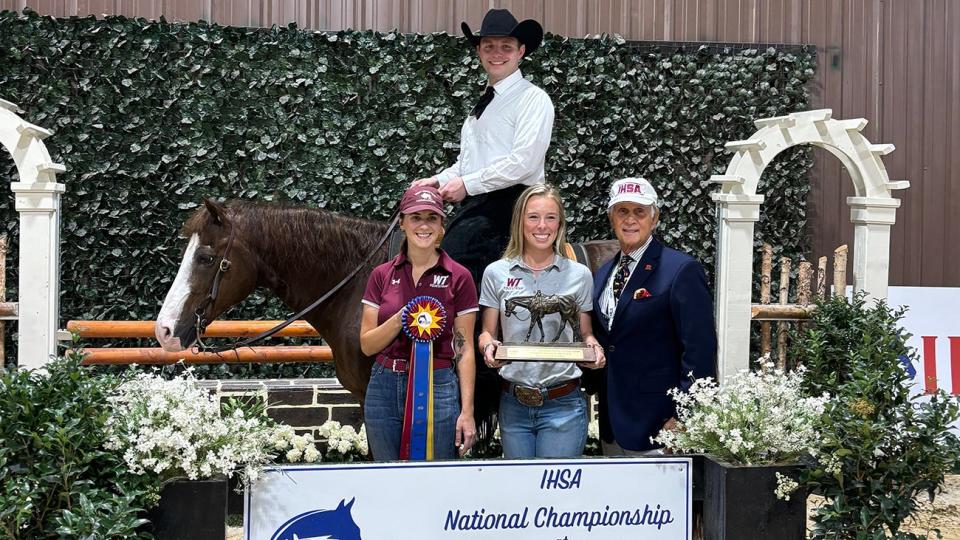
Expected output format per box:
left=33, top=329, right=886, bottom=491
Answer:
left=376, top=357, right=453, bottom=372
left=502, top=379, right=580, bottom=407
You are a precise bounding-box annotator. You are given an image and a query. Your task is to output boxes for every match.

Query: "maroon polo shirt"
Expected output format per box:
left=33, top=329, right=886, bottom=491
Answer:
left=361, top=250, right=478, bottom=362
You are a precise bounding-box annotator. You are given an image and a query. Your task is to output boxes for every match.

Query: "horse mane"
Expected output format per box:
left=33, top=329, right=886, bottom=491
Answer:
left=182, top=200, right=389, bottom=275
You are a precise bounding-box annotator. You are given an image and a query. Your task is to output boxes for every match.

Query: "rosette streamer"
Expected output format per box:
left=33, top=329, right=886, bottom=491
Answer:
left=399, top=295, right=447, bottom=460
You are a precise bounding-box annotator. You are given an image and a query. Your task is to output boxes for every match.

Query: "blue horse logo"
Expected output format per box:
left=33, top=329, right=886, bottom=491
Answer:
left=271, top=498, right=362, bottom=540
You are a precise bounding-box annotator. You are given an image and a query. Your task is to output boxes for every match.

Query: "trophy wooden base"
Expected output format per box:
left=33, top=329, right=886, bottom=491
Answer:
left=495, top=342, right=596, bottom=363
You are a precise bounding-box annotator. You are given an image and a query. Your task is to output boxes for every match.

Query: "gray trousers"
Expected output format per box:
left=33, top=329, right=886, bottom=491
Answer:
left=601, top=439, right=665, bottom=457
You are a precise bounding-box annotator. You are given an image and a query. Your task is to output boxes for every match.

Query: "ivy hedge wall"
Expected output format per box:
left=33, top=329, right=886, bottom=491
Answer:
left=0, top=9, right=815, bottom=371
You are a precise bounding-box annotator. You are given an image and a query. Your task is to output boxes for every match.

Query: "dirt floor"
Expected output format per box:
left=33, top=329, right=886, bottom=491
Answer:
left=884, top=474, right=960, bottom=538
left=807, top=475, right=960, bottom=539
left=229, top=475, right=960, bottom=539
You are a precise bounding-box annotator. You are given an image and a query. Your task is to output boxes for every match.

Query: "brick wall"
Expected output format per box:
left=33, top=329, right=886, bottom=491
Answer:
left=201, top=378, right=599, bottom=438
left=201, top=378, right=362, bottom=437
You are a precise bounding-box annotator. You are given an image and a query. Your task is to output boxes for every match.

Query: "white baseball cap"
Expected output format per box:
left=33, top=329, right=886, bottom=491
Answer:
left=608, top=177, right=658, bottom=209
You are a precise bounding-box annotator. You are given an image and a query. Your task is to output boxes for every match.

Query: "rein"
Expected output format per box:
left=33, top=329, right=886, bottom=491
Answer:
left=193, top=209, right=401, bottom=354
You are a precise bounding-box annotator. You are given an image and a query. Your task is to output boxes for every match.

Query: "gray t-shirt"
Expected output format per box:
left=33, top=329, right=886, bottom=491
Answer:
left=479, top=255, right=593, bottom=387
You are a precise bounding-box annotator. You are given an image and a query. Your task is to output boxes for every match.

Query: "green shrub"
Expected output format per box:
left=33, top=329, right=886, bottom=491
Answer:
left=0, top=353, right=161, bottom=538
left=793, top=294, right=960, bottom=539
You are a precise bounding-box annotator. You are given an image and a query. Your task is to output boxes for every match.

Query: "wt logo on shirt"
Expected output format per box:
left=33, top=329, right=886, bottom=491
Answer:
left=431, top=275, right=449, bottom=288
left=504, top=277, right=522, bottom=289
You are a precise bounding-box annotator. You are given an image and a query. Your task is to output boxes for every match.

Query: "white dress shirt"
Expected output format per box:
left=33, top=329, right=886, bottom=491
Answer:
left=435, top=69, right=554, bottom=196
left=599, top=236, right=653, bottom=329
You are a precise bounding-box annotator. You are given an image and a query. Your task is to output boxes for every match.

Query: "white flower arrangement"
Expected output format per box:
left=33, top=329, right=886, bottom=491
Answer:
left=272, top=424, right=322, bottom=464
left=104, top=370, right=277, bottom=485
left=317, top=421, right=368, bottom=461
left=654, top=362, right=828, bottom=466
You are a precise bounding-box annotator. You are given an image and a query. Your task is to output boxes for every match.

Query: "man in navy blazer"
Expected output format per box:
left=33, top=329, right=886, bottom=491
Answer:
left=592, top=177, right=717, bottom=455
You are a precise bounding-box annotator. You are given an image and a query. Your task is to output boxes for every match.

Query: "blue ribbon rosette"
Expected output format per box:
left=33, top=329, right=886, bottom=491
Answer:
left=399, top=295, right=447, bottom=460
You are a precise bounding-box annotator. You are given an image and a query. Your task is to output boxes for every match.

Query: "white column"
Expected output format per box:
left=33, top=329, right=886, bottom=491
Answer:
left=12, top=181, right=65, bottom=369
left=711, top=193, right=764, bottom=383
left=847, top=197, right=900, bottom=301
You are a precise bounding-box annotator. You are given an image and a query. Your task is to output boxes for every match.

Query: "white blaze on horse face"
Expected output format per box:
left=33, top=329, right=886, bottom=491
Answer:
left=155, top=234, right=200, bottom=351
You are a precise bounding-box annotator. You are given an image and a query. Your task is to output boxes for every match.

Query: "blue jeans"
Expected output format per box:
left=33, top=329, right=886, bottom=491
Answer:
left=364, top=363, right=461, bottom=461
left=499, top=387, right=588, bottom=458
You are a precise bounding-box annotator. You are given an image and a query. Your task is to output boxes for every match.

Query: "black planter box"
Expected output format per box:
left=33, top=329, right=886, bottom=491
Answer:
left=702, top=457, right=805, bottom=540
left=227, top=474, right=244, bottom=516
left=146, top=477, right=227, bottom=540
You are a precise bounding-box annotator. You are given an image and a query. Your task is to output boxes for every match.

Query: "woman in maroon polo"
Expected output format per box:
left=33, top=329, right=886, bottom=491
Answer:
left=359, top=185, right=479, bottom=461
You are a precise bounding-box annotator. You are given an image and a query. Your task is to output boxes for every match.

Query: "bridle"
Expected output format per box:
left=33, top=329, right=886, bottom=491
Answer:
left=193, top=227, right=236, bottom=349
left=192, top=209, right=401, bottom=354
left=503, top=298, right=530, bottom=321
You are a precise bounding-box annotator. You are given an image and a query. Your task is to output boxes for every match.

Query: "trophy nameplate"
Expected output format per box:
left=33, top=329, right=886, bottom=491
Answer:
left=495, top=342, right=596, bottom=363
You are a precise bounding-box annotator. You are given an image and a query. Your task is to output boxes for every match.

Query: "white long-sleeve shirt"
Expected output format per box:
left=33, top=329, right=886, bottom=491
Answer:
left=435, top=69, right=554, bottom=196
left=599, top=236, right=653, bottom=330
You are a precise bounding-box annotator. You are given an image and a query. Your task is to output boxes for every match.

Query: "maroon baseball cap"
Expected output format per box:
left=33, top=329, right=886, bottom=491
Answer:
left=399, top=185, right=446, bottom=218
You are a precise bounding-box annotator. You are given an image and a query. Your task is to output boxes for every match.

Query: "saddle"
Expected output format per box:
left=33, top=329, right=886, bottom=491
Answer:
left=563, top=242, right=589, bottom=266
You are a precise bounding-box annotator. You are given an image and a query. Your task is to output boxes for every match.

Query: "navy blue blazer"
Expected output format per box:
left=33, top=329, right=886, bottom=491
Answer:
left=591, top=238, right=717, bottom=451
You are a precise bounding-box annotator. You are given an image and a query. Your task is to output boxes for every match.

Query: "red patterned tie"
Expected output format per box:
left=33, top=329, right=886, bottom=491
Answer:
left=612, top=254, right=632, bottom=305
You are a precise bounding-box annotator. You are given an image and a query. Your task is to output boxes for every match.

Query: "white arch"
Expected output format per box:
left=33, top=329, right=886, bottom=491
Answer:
left=0, top=98, right=66, bottom=370
left=709, top=109, right=908, bottom=381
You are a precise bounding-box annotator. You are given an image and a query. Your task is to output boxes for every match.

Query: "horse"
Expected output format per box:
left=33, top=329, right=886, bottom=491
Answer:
left=503, top=292, right=582, bottom=342
left=155, top=199, right=619, bottom=425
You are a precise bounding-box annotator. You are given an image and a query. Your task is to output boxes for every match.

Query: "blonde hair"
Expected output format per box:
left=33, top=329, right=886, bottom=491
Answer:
left=502, top=184, right=568, bottom=260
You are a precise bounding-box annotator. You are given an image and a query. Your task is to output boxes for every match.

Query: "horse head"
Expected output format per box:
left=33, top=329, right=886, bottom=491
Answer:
left=271, top=498, right=362, bottom=540
left=503, top=297, right=518, bottom=318
left=155, top=198, right=261, bottom=351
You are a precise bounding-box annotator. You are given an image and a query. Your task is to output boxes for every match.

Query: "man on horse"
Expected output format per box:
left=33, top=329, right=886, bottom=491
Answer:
left=411, top=8, right=554, bottom=287
left=410, top=8, right=554, bottom=442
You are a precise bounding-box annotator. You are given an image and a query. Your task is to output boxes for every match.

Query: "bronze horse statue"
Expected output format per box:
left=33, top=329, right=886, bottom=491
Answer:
left=504, top=292, right=582, bottom=342
left=155, top=199, right=618, bottom=420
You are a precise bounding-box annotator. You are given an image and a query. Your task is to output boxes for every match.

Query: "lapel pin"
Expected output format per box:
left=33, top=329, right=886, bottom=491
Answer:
left=644, top=264, right=653, bottom=271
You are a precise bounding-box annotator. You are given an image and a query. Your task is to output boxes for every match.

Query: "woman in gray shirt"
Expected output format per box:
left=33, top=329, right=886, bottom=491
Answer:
left=477, top=184, right=605, bottom=458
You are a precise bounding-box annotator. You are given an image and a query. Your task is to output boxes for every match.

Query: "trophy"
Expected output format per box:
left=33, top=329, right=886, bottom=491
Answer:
left=494, top=291, right=596, bottom=363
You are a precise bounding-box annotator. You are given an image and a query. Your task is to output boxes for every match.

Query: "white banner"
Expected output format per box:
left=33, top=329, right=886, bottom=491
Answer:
left=245, top=458, right=692, bottom=540
left=885, top=287, right=959, bottom=398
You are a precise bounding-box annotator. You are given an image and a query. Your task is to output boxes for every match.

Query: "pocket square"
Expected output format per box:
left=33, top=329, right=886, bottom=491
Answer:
left=633, top=288, right=652, bottom=300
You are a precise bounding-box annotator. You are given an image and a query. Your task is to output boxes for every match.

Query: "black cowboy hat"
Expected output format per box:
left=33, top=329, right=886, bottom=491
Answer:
left=461, top=9, right=544, bottom=56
